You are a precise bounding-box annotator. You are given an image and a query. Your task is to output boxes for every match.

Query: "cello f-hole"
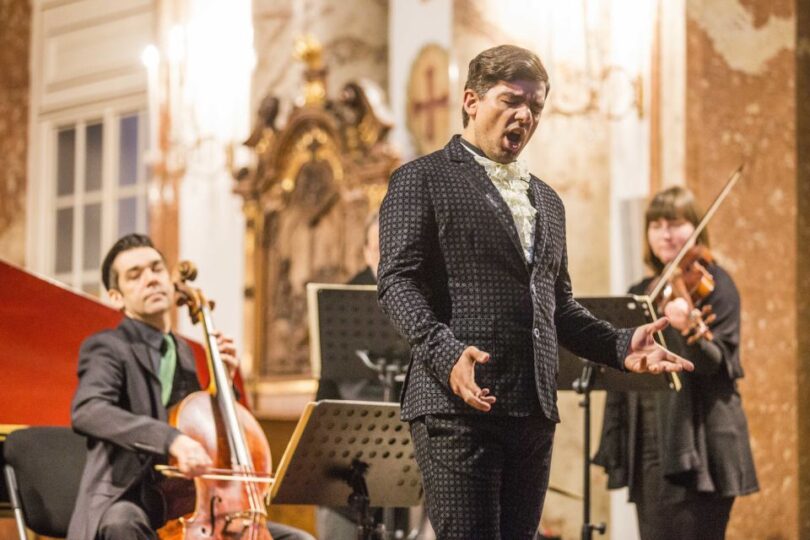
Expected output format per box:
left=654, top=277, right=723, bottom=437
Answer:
left=208, top=495, right=222, bottom=536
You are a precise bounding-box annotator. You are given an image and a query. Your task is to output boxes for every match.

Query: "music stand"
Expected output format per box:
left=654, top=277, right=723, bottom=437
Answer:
left=307, top=283, right=410, bottom=401
left=271, top=400, right=423, bottom=540
left=557, top=295, right=680, bottom=540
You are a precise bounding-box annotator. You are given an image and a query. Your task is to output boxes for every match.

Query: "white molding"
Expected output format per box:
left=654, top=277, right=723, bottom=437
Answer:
left=72, top=118, right=85, bottom=286
left=26, top=4, right=46, bottom=271
left=36, top=0, right=154, bottom=114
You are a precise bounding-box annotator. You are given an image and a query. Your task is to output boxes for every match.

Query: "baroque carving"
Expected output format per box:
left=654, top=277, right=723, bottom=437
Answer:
left=234, top=36, right=398, bottom=378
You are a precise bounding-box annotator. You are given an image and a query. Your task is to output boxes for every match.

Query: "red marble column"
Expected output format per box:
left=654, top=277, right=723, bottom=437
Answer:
left=686, top=1, right=808, bottom=538
left=0, top=0, right=30, bottom=265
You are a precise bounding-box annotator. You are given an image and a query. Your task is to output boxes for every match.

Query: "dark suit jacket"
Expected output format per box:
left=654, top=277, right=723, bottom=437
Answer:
left=378, top=135, right=632, bottom=422
left=67, top=317, right=200, bottom=540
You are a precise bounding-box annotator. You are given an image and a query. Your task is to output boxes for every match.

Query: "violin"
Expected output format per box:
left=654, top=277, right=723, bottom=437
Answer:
left=646, top=165, right=744, bottom=345
left=648, top=244, right=717, bottom=344
left=157, top=261, right=274, bottom=540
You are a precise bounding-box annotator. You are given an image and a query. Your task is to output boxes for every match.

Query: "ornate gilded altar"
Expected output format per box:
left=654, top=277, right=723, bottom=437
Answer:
left=234, top=37, right=399, bottom=391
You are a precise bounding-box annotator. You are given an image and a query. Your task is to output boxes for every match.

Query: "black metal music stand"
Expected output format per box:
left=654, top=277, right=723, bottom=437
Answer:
left=307, top=284, right=416, bottom=536
left=557, top=295, right=680, bottom=540
left=270, top=400, right=423, bottom=540
left=307, top=283, right=410, bottom=401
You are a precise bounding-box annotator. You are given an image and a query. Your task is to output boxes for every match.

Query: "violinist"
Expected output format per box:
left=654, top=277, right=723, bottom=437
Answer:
left=594, top=186, right=759, bottom=540
left=67, top=234, right=314, bottom=540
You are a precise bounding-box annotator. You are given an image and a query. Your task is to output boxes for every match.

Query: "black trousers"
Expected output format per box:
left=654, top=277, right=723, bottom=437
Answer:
left=409, top=413, right=556, bottom=540
left=635, top=491, right=734, bottom=540
left=633, top=394, right=734, bottom=540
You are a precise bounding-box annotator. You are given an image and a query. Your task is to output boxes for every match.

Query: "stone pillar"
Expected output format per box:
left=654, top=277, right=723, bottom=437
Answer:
left=798, top=1, right=810, bottom=537
left=685, top=1, right=808, bottom=538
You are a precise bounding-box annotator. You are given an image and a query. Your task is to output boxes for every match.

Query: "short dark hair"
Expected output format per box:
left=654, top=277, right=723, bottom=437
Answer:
left=101, top=233, right=163, bottom=291
left=462, top=44, right=551, bottom=127
left=644, top=186, right=710, bottom=273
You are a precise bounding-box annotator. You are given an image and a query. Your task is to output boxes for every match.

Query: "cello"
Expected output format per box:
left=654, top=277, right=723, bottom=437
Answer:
left=157, top=260, right=274, bottom=540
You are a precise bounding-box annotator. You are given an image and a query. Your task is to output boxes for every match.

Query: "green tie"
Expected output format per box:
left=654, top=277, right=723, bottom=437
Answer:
left=159, top=334, right=177, bottom=406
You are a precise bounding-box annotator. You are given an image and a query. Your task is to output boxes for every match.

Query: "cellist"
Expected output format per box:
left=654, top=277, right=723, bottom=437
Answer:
left=67, top=233, right=314, bottom=540
left=594, top=186, right=759, bottom=540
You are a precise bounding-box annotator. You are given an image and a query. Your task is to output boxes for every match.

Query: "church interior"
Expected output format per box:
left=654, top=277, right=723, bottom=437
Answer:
left=1, top=0, right=809, bottom=539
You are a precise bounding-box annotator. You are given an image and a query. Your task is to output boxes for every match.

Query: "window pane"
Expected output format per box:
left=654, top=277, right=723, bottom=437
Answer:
left=85, top=122, right=103, bottom=192
left=83, top=203, right=102, bottom=271
left=118, top=196, right=137, bottom=236
left=119, top=114, right=139, bottom=186
left=57, top=127, right=76, bottom=196
left=55, top=207, right=73, bottom=273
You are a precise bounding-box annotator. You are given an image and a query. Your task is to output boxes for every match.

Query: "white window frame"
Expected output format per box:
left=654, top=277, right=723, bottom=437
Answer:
left=26, top=0, right=156, bottom=296
left=28, top=96, right=149, bottom=294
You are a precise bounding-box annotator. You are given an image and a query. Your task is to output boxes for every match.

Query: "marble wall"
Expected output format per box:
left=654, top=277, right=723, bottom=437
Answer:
left=0, top=0, right=30, bottom=265
left=685, top=0, right=805, bottom=537
left=797, top=3, right=810, bottom=537
left=251, top=0, right=388, bottom=126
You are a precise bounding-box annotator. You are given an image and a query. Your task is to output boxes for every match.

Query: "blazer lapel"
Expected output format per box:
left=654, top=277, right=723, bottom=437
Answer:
left=131, top=342, right=159, bottom=381
left=530, top=180, right=550, bottom=268
left=446, top=136, right=528, bottom=272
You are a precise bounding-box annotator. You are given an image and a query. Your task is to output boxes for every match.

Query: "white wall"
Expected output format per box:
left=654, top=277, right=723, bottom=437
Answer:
left=388, top=0, right=453, bottom=161
left=174, top=0, right=253, bottom=365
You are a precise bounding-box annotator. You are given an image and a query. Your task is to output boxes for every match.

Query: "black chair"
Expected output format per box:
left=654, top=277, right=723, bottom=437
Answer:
left=3, top=426, right=86, bottom=539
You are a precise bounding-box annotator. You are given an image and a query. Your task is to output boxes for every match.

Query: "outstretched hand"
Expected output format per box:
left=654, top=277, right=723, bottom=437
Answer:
left=449, top=346, right=497, bottom=412
left=625, top=317, right=695, bottom=373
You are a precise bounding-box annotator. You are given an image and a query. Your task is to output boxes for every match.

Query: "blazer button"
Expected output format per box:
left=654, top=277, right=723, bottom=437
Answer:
left=533, top=328, right=541, bottom=338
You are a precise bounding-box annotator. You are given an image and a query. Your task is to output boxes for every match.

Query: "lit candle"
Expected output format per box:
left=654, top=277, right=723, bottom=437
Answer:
left=168, top=25, right=185, bottom=147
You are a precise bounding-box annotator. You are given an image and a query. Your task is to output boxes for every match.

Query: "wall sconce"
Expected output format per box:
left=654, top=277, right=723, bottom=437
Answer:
left=140, top=0, right=254, bottom=185
left=141, top=24, right=189, bottom=191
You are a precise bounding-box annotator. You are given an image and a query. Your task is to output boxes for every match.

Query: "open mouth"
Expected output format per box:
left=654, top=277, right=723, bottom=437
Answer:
left=504, top=129, right=524, bottom=152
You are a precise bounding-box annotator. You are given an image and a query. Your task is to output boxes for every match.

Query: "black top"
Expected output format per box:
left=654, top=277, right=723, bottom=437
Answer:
left=348, top=266, right=376, bottom=285
left=593, top=263, right=759, bottom=500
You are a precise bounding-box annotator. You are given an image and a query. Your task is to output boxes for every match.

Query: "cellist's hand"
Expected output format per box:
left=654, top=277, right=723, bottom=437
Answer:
left=169, top=434, right=212, bottom=477
left=212, top=331, right=239, bottom=379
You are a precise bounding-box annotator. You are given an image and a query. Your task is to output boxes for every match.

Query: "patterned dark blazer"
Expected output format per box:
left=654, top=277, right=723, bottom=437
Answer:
left=378, top=135, right=632, bottom=422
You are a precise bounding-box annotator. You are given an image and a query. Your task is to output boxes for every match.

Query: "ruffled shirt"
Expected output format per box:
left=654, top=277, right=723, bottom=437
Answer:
left=463, top=144, right=537, bottom=263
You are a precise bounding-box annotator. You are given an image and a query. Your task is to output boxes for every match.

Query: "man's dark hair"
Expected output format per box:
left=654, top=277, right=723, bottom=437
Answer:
left=101, top=233, right=163, bottom=291
left=462, top=44, right=551, bottom=127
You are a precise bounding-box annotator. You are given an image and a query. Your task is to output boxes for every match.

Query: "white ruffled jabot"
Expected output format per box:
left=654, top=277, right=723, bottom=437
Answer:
left=471, top=153, right=537, bottom=264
